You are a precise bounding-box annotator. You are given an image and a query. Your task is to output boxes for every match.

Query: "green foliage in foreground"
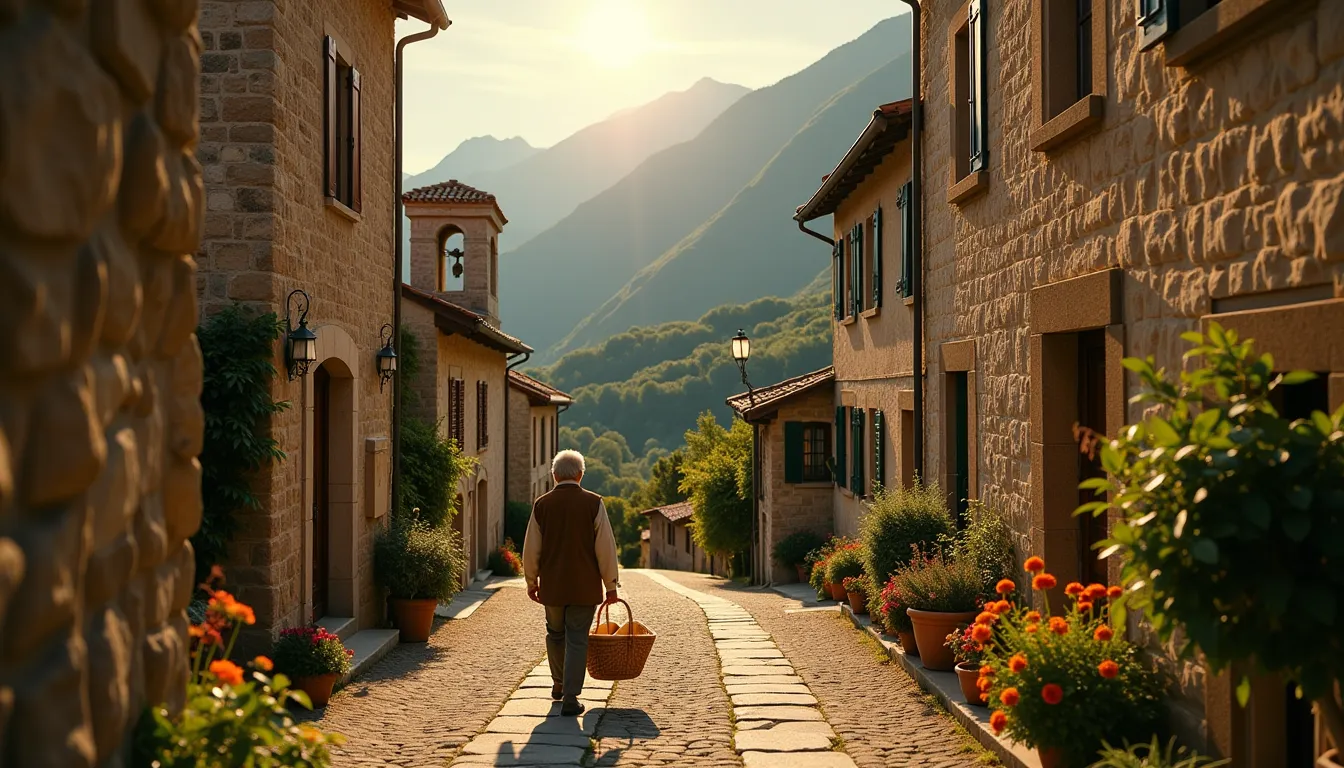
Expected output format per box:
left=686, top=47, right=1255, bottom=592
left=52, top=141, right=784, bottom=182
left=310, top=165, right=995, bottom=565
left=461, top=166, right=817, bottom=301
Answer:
left=681, top=412, right=753, bottom=560
left=1089, top=737, right=1229, bottom=768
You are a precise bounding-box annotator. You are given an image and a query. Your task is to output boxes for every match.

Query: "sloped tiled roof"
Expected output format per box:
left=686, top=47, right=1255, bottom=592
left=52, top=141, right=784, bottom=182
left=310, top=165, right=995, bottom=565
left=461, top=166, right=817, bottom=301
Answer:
left=403, top=179, right=496, bottom=204
left=795, top=99, right=914, bottom=222
left=640, top=501, right=694, bottom=524
left=401, top=284, right=532, bottom=355
left=391, top=0, right=448, bottom=27
left=508, top=369, right=573, bottom=406
left=726, top=366, right=834, bottom=422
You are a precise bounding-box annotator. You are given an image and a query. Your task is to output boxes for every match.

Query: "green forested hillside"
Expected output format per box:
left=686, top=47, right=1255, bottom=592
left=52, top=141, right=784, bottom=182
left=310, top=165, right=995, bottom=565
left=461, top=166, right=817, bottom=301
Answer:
left=531, top=272, right=832, bottom=454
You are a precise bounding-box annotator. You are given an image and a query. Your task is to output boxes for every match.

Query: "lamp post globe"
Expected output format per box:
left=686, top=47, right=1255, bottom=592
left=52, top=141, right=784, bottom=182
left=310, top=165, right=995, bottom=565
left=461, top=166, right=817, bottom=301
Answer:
left=731, top=329, right=751, bottom=363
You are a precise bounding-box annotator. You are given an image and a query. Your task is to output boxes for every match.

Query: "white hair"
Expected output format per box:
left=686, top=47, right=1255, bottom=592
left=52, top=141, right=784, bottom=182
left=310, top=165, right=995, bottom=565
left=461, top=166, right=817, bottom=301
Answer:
left=551, top=450, right=586, bottom=481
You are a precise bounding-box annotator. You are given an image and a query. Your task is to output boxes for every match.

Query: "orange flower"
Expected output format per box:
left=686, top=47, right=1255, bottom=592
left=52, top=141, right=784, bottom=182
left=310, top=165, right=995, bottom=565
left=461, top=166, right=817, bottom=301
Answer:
left=1094, top=625, right=1114, bottom=642
left=1008, top=653, right=1028, bottom=673
left=978, top=665, right=995, bottom=678
left=1048, top=616, right=1069, bottom=635
left=209, top=660, right=244, bottom=687
left=1000, top=687, right=1021, bottom=707
left=1025, top=624, right=1039, bottom=633
left=1085, top=583, right=1108, bottom=601
left=990, top=710, right=1008, bottom=734
left=1024, top=556, right=1045, bottom=573
left=1041, top=683, right=1064, bottom=705
left=1098, top=660, right=1120, bottom=679
left=1077, top=601, right=1094, bottom=613
left=975, top=611, right=998, bottom=626
left=1025, top=610, right=1041, bottom=623
left=208, top=590, right=257, bottom=626
left=1107, top=585, right=1123, bottom=599
left=992, top=600, right=1012, bottom=614
left=1064, top=582, right=1085, bottom=597
left=971, top=624, right=993, bottom=642
left=995, top=579, right=1016, bottom=595
left=252, top=655, right=274, bottom=672
left=978, top=676, right=994, bottom=693
left=1032, top=573, right=1058, bottom=591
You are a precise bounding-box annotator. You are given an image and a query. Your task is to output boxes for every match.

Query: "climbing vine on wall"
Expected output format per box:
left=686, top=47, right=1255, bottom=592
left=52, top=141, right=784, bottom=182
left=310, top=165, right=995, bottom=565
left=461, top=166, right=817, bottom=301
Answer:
left=194, top=306, right=289, bottom=583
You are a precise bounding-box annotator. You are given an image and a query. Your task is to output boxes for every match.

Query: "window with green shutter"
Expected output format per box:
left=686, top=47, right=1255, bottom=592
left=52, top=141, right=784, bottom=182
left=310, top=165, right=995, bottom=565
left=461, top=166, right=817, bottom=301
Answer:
left=784, top=422, right=804, bottom=484
left=872, top=207, right=883, bottom=308
left=832, top=240, right=843, bottom=320
left=1136, top=0, right=1173, bottom=50
left=834, top=406, right=847, bottom=489
left=850, top=408, right=865, bottom=492
left=873, top=410, right=886, bottom=494
left=968, top=0, right=988, bottom=173
left=786, top=422, right=832, bottom=484
left=897, top=182, right=913, bottom=299
left=850, top=224, right=862, bottom=317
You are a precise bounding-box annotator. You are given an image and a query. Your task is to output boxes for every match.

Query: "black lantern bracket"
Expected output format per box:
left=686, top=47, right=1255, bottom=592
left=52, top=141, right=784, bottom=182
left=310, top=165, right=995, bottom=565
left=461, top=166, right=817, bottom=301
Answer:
left=376, top=323, right=397, bottom=393
left=731, top=328, right=754, bottom=407
left=285, top=289, right=318, bottom=381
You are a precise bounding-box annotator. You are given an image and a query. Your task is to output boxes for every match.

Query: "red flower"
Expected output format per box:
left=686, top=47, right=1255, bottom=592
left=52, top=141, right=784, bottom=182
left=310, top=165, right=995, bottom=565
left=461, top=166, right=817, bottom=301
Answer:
left=1048, top=616, right=1069, bottom=635
left=995, top=579, right=1016, bottom=595
left=971, top=624, right=993, bottom=642
left=1024, top=556, right=1045, bottom=573
left=1041, top=683, right=1064, bottom=705
left=999, top=687, right=1020, bottom=706
left=209, top=660, right=244, bottom=686
left=1032, top=573, right=1058, bottom=591
left=1094, top=625, right=1114, bottom=642
left=1064, top=582, right=1085, bottom=597
left=990, top=710, right=1008, bottom=734
left=1107, top=585, right=1123, bottom=599
left=1098, top=660, right=1120, bottom=679
left=1008, top=653, right=1028, bottom=673
left=1085, top=583, right=1108, bottom=601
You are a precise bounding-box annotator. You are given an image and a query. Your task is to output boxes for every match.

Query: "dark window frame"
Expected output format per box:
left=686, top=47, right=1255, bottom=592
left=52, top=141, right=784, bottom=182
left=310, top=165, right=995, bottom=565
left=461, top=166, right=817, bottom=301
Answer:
left=323, top=35, right=362, bottom=213
left=801, top=423, right=831, bottom=483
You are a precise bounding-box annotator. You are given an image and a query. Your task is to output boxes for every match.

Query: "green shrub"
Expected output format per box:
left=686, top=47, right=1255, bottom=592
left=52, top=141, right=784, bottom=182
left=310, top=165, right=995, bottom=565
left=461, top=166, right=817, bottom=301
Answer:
left=272, top=626, right=353, bottom=679
left=891, top=551, right=982, bottom=613
left=374, top=513, right=465, bottom=600
left=861, top=479, right=954, bottom=613
left=948, top=500, right=1016, bottom=595
left=824, top=544, right=865, bottom=585
left=1089, top=737, right=1229, bottom=768
left=772, top=530, right=826, bottom=569
left=505, top=501, right=532, bottom=548
left=487, top=539, right=523, bottom=577
left=398, top=416, right=475, bottom=528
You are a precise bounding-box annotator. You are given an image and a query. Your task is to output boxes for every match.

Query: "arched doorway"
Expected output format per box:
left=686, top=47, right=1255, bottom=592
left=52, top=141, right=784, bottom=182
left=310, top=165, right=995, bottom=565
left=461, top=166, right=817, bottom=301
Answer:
left=452, top=492, right=466, bottom=586
left=475, top=479, right=489, bottom=575
left=312, top=365, right=331, bottom=619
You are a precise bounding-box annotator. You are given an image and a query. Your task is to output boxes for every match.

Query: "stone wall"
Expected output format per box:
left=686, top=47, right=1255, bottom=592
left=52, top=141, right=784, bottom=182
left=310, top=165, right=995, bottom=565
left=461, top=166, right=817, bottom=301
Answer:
left=0, top=1, right=205, bottom=763
left=758, top=395, right=835, bottom=584
left=830, top=379, right=915, bottom=539
left=506, top=387, right=533, bottom=504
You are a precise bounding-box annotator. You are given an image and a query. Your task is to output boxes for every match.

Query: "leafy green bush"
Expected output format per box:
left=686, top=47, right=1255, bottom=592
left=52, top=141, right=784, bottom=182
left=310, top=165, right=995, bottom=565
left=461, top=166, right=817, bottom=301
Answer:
left=505, top=501, right=532, bottom=548
left=772, top=530, right=826, bottom=569
left=374, top=513, right=465, bottom=600
left=1084, top=324, right=1344, bottom=745
left=860, top=479, right=954, bottom=612
left=948, top=500, right=1016, bottom=595
left=824, top=544, right=865, bottom=585
left=195, top=306, right=288, bottom=584
left=398, top=416, right=475, bottom=527
left=681, top=413, right=753, bottom=556
left=1089, top=737, right=1229, bottom=768
left=891, top=551, right=982, bottom=613
left=487, top=539, right=523, bottom=577
left=272, top=626, right=353, bottom=679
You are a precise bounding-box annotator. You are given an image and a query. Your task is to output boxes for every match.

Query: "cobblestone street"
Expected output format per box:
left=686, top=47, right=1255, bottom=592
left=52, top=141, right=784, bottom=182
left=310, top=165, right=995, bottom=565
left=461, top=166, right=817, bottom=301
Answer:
left=309, top=571, right=992, bottom=767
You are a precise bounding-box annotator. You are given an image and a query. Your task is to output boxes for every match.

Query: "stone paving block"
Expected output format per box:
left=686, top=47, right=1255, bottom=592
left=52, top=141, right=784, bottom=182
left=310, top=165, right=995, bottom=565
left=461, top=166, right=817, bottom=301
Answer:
left=735, top=720, right=836, bottom=736
left=496, top=699, right=567, bottom=717
left=486, top=715, right=599, bottom=736
left=716, top=641, right=777, bottom=650
left=508, top=687, right=607, bottom=702
left=722, top=665, right=796, bottom=676
left=718, top=649, right=785, bottom=659
left=733, top=705, right=825, bottom=722
left=451, top=743, right=586, bottom=766
left=741, top=751, right=858, bottom=767
left=723, top=674, right=805, bottom=686
left=460, top=733, right=592, bottom=752
left=724, top=683, right=813, bottom=695
left=734, top=729, right=833, bottom=753
left=731, top=693, right=819, bottom=707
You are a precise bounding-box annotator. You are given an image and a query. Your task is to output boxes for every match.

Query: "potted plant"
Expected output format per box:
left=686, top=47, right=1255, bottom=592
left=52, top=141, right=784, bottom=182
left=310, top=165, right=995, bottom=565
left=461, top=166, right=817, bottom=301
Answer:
left=774, top=530, right=827, bottom=582
left=977, top=556, right=1163, bottom=768
left=1090, top=737, right=1229, bottom=768
left=271, top=626, right=354, bottom=707
left=878, top=575, right=918, bottom=655
left=859, top=480, right=954, bottom=616
left=842, top=574, right=870, bottom=614
left=945, top=623, right=988, bottom=706
left=896, top=550, right=983, bottom=671
left=808, top=536, right=846, bottom=600
left=487, top=538, right=523, bottom=577
left=374, top=512, right=465, bottom=642
left=825, top=543, right=864, bottom=603
left=1082, top=326, right=1344, bottom=758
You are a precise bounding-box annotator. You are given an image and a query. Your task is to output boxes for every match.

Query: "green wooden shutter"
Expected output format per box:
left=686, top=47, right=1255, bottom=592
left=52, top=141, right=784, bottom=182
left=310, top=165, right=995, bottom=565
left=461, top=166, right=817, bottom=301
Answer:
left=850, top=225, right=860, bottom=316
left=834, top=406, right=847, bottom=489
left=873, top=410, right=886, bottom=495
left=832, top=240, right=843, bottom=320
left=899, top=182, right=913, bottom=299
left=968, top=0, right=988, bottom=173
left=1136, top=0, right=1174, bottom=50
left=851, top=408, right=865, bottom=492
left=872, top=208, right=882, bottom=308
left=783, top=422, right=805, bottom=484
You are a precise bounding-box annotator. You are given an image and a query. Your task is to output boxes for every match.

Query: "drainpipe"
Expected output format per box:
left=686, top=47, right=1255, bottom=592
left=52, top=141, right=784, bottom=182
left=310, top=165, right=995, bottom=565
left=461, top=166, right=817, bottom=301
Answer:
left=752, top=422, right=762, bottom=584
left=797, top=220, right=835, bottom=247
left=504, top=351, right=530, bottom=508
left=897, top=0, right=925, bottom=479
left=392, top=12, right=449, bottom=518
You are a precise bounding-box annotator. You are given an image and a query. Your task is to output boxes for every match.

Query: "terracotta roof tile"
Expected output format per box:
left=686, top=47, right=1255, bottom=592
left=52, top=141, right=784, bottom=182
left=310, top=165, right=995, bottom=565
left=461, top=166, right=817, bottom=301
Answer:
left=508, top=369, right=573, bottom=406
left=640, top=501, right=694, bottom=523
left=403, top=179, right=497, bottom=205
left=727, top=366, right=834, bottom=421
left=795, top=99, right=913, bottom=222
left=400, top=284, right=531, bottom=355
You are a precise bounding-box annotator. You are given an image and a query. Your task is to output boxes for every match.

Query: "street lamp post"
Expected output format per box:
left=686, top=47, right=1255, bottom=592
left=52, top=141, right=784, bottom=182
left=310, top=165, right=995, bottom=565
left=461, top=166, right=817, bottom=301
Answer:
left=731, top=329, right=753, bottom=407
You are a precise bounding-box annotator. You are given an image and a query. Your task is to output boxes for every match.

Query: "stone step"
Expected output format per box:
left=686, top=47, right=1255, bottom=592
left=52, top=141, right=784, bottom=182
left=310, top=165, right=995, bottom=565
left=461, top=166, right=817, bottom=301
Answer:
left=316, top=616, right=356, bottom=642
left=339, top=628, right=399, bottom=685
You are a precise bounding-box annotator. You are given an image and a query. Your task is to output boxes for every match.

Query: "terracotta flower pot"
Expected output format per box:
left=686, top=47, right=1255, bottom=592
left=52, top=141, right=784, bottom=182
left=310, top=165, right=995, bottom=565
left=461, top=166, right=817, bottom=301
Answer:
left=391, top=597, right=438, bottom=642
left=828, top=582, right=847, bottom=602
left=897, top=630, right=919, bottom=656
left=822, top=580, right=834, bottom=598
left=846, top=591, right=868, bottom=614
left=1037, top=747, right=1066, bottom=768
left=1320, top=749, right=1342, bottom=768
left=955, top=662, right=985, bottom=706
left=795, top=564, right=809, bottom=583
left=293, top=673, right=339, bottom=707
left=906, top=608, right=978, bottom=671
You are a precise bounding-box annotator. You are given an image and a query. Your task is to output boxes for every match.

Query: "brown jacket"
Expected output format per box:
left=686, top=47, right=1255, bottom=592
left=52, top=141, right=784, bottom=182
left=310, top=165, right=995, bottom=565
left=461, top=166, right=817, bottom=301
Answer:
left=522, top=482, right=621, bottom=606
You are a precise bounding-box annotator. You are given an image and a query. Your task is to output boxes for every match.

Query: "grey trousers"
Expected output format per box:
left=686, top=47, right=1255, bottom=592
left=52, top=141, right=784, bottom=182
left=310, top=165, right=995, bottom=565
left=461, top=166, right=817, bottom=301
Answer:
left=544, top=604, right=597, bottom=698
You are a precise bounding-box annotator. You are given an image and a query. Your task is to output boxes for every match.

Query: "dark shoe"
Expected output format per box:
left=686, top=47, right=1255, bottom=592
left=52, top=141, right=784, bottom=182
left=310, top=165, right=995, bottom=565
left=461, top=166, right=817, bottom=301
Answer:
left=560, top=698, right=585, bottom=717
left=551, top=683, right=563, bottom=700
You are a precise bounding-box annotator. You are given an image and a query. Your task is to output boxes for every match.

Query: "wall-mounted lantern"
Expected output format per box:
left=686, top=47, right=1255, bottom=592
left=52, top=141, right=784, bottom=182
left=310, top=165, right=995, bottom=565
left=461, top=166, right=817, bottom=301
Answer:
left=285, top=289, right=318, bottom=380
left=376, top=323, right=397, bottom=393
left=731, top=329, right=754, bottom=406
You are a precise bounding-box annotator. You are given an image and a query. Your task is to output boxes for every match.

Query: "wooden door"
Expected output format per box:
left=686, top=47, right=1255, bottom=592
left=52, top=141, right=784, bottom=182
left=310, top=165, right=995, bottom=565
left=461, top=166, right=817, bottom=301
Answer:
left=312, top=365, right=331, bottom=619
left=1076, top=330, right=1108, bottom=586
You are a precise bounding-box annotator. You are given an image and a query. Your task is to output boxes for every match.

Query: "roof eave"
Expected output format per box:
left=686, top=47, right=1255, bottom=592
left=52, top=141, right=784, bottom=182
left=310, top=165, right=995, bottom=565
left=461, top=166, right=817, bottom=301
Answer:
left=794, top=100, right=913, bottom=223
left=393, top=0, right=449, bottom=27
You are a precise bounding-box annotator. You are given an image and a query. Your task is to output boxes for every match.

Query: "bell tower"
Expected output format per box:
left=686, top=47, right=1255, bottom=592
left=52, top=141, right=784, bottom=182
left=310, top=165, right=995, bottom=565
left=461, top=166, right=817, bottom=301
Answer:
left=404, top=180, right=507, bottom=326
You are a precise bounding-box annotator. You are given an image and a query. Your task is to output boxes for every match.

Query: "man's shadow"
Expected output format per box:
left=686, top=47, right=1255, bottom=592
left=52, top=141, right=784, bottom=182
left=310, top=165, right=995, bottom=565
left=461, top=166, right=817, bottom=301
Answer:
left=477, top=707, right=658, bottom=766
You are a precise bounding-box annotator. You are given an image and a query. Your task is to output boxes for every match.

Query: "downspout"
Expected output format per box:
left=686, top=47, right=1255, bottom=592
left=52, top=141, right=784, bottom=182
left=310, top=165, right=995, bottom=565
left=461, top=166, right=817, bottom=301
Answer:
left=752, top=422, right=762, bottom=584
left=797, top=220, right=835, bottom=247
left=392, top=12, right=449, bottom=517
left=504, top=352, right=531, bottom=507
left=897, top=0, right=925, bottom=479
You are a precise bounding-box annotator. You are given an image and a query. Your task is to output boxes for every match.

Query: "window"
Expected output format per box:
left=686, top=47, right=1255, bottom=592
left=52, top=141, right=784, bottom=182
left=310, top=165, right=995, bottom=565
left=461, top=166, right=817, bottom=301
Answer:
left=869, top=208, right=883, bottom=310
left=667, top=520, right=675, bottom=545
left=896, top=182, right=913, bottom=299
left=871, top=409, right=886, bottom=494
left=476, top=380, right=489, bottom=450
left=949, top=0, right=989, bottom=203
left=832, top=239, right=845, bottom=320
left=850, top=407, right=866, bottom=494
left=685, top=528, right=692, bottom=554
left=323, top=36, right=361, bottom=212
left=849, top=223, right=863, bottom=317
left=784, top=422, right=831, bottom=483
left=948, top=371, right=971, bottom=526
left=448, top=378, right=465, bottom=448
left=834, top=406, right=848, bottom=489
left=1141, top=0, right=1294, bottom=67
left=1030, top=0, right=1104, bottom=151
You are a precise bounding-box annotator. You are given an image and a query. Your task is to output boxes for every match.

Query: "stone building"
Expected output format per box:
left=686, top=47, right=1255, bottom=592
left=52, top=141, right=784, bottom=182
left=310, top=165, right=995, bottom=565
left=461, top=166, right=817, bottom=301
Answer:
left=506, top=370, right=573, bottom=505
left=195, top=0, right=447, bottom=643
left=728, top=368, right=837, bottom=584
left=796, top=0, right=1343, bottom=763
left=641, top=502, right=719, bottom=574
left=1, top=1, right=209, bottom=761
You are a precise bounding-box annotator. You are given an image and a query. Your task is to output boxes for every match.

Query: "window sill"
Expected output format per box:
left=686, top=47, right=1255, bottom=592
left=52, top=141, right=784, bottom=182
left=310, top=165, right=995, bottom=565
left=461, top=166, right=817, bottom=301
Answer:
left=903, top=295, right=915, bottom=307
left=947, top=170, right=988, bottom=206
left=792, top=481, right=835, bottom=489
left=326, top=197, right=361, bottom=223
left=1030, top=94, right=1104, bottom=152
left=1164, top=0, right=1301, bottom=68
left=860, top=307, right=880, bottom=320
left=839, top=316, right=858, bottom=327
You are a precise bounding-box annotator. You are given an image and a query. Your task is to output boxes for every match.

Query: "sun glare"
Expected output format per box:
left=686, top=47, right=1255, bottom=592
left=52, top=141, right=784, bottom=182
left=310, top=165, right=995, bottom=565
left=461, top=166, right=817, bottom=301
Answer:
left=575, top=0, right=653, bottom=69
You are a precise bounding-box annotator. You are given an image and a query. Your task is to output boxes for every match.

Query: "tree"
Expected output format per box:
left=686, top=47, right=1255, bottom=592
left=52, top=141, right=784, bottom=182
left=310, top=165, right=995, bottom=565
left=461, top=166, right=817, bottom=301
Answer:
left=632, top=450, right=687, bottom=511
left=680, top=413, right=753, bottom=564
left=604, top=496, right=646, bottom=568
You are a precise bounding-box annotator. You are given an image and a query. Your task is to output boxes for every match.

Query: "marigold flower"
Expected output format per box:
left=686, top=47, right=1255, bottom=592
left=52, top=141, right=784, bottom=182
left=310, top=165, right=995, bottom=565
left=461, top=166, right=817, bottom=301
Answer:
left=1032, top=573, right=1058, bottom=591
left=1025, top=610, right=1041, bottom=623
left=252, top=655, right=274, bottom=672
left=299, top=725, right=322, bottom=743
left=1098, top=660, right=1120, bottom=679
left=1085, top=583, right=1108, bottom=601
left=209, top=660, right=244, bottom=687
left=979, top=665, right=995, bottom=678
left=1077, top=601, right=1094, bottom=613
left=1000, top=687, right=1021, bottom=707
left=992, top=600, right=1012, bottom=614
left=1008, top=653, right=1028, bottom=673
left=1048, top=616, right=1069, bottom=635
left=978, top=676, right=994, bottom=693
left=971, top=624, right=993, bottom=642
left=1094, top=626, right=1114, bottom=642
left=1025, top=624, right=1039, bottom=633
left=1064, top=582, right=1085, bottom=597
left=990, top=710, right=1008, bottom=734
left=1107, top=585, right=1123, bottom=599
left=208, top=590, right=257, bottom=625
left=1041, top=683, right=1064, bottom=705
left=995, top=579, right=1016, bottom=595
left=975, top=611, right=997, bottom=626
left=1024, top=556, right=1045, bottom=573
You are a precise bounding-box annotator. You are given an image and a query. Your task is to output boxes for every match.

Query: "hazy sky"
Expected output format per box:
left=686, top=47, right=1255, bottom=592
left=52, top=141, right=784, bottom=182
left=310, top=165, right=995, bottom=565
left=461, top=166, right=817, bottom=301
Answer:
left=398, top=0, right=903, bottom=174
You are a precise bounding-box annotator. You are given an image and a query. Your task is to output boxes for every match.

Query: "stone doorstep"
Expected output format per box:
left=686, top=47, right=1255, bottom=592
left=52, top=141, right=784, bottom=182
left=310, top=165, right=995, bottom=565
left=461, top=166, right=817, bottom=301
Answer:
left=741, top=751, right=858, bottom=768
left=437, top=575, right=515, bottom=620
left=338, top=629, right=399, bottom=686
left=838, top=604, right=1042, bottom=768
left=316, top=616, right=356, bottom=642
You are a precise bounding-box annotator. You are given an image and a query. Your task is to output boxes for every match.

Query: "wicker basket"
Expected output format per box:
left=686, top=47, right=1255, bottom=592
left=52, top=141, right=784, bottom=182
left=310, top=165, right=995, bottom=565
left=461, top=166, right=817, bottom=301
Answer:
left=586, top=600, right=656, bottom=681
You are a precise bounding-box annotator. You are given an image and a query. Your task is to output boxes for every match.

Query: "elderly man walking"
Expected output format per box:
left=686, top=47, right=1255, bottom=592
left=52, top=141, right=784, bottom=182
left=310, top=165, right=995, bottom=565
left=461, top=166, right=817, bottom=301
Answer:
left=522, top=449, right=621, bottom=716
